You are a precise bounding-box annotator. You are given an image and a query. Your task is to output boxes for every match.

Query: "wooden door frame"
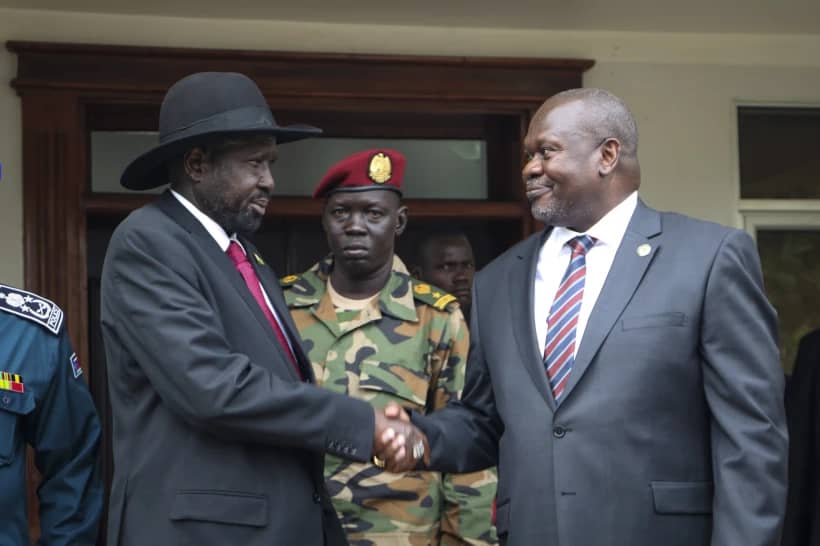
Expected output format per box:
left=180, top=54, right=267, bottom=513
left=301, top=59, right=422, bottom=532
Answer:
left=8, top=40, right=592, bottom=542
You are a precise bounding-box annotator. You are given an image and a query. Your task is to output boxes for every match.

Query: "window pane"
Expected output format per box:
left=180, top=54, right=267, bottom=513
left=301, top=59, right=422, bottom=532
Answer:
left=738, top=107, right=820, bottom=199
left=90, top=132, right=487, bottom=199
left=757, top=228, right=820, bottom=373
left=91, top=132, right=163, bottom=194
left=272, top=138, right=486, bottom=199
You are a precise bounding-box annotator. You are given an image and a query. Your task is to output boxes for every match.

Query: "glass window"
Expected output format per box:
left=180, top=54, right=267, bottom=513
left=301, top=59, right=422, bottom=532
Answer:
left=756, top=228, right=820, bottom=373
left=91, top=131, right=163, bottom=194
left=90, top=132, right=487, bottom=199
left=738, top=107, right=820, bottom=199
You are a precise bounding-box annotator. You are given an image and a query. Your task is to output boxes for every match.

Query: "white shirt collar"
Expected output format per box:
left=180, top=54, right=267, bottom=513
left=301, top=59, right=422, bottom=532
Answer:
left=533, top=191, right=639, bottom=362
left=548, top=191, right=638, bottom=249
left=170, top=189, right=233, bottom=252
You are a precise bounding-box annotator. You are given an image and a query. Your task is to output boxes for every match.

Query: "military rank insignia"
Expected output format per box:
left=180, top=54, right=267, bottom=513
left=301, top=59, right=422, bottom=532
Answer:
left=0, top=371, right=24, bottom=393
left=70, top=352, right=83, bottom=379
left=413, top=283, right=458, bottom=310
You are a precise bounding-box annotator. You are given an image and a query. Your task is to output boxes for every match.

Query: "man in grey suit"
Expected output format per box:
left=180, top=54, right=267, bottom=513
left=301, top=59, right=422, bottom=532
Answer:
left=386, top=88, right=788, bottom=545
left=100, top=72, right=423, bottom=546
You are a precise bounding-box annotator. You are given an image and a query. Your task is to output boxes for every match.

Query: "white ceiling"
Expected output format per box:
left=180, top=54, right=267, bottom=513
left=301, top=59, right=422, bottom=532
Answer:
left=0, top=0, right=818, bottom=34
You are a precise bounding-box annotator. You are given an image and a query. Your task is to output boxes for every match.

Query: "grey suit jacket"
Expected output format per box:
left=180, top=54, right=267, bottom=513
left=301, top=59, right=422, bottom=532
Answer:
left=414, top=200, right=788, bottom=546
left=100, top=191, right=375, bottom=546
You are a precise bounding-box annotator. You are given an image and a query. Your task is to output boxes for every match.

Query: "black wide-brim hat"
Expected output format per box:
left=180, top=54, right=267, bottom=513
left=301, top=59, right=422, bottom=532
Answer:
left=121, top=72, right=321, bottom=190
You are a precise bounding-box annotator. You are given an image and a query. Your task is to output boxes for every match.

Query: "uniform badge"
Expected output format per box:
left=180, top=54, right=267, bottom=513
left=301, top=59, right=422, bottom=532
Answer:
left=0, top=371, right=24, bottom=393
left=0, top=283, right=63, bottom=334
left=70, top=352, right=83, bottom=379
left=280, top=274, right=300, bottom=285
left=414, top=283, right=431, bottom=295
left=368, top=152, right=392, bottom=184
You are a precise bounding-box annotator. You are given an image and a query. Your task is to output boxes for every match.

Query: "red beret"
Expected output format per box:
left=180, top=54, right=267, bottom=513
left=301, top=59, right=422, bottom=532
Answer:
left=313, top=149, right=405, bottom=198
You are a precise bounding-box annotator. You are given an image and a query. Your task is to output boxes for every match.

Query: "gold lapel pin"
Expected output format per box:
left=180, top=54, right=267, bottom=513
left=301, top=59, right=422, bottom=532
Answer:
left=636, top=244, right=652, bottom=257
left=253, top=253, right=265, bottom=266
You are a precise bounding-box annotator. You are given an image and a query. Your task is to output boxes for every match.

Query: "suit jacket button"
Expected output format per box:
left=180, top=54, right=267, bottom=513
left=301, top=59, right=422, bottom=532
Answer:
left=312, top=492, right=322, bottom=503
left=553, top=426, right=566, bottom=438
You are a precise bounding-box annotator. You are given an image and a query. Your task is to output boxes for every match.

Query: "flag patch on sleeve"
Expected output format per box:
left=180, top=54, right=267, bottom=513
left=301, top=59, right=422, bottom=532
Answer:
left=70, top=352, right=83, bottom=379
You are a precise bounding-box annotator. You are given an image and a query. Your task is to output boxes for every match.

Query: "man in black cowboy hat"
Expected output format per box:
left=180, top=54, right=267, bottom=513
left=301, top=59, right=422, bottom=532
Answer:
left=100, top=72, right=425, bottom=546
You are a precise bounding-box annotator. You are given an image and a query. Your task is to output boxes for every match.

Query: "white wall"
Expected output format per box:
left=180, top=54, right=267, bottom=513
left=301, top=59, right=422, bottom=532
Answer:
left=586, top=62, right=820, bottom=226
left=1, top=7, right=820, bottom=285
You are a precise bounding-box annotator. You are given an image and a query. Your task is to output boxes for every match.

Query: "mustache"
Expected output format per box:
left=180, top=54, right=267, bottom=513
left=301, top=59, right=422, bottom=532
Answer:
left=525, top=178, right=552, bottom=190
left=250, top=189, right=272, bottom=200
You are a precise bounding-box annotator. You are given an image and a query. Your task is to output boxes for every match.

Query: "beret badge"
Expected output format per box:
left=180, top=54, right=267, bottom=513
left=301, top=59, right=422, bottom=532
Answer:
left=368, top=152, right=392, bottom=184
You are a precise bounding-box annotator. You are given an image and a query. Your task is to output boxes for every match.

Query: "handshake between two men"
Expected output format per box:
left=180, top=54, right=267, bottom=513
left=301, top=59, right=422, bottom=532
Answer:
left=371, top=402, right=429, bottom=473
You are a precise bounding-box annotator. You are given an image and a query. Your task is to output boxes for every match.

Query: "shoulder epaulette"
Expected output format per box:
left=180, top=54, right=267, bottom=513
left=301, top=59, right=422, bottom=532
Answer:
left=280, top=274, right=301, bottom=287
left=412, top=282, right=458, bottom=311
left=0, top=284, right=63, bottom=335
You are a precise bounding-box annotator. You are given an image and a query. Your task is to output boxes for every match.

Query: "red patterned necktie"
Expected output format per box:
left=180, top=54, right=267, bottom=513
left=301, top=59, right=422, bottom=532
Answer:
left=543, top=235, right=596, bottom=401
left=226, top=241, right=302, bottom=379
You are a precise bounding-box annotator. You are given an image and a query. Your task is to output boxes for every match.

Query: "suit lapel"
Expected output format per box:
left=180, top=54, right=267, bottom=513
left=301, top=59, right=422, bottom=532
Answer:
left=561, top=200, right=662, bottom=401
left=242, top=238, right=314, bottom=383
left=508, top=230, right=556, bottom=411
left=156, top=192, right=303, bottom=382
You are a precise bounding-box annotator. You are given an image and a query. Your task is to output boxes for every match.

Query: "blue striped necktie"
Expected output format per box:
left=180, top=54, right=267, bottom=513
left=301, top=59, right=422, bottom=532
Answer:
left=543, top=235, right=596, bottom=401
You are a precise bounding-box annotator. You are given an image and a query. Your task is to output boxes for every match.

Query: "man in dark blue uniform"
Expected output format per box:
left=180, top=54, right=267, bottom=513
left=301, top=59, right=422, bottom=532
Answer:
left=0, top=283, right=102, bottom=545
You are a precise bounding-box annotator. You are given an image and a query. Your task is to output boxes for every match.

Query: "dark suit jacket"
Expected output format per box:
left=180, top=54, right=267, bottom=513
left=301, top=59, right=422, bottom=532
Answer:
left=414, top=200, right=788, bottom=546
left=100, top=191, right=375, bottom=546
left=782, top=329, right=820, bottom=546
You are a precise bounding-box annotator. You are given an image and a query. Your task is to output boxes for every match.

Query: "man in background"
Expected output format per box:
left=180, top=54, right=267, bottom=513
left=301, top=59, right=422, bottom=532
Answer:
left=283, top=149, right=495, bottom=545
left=0, top=283, right=102, bottom=545
left=411, top=230, right=476, bottom=322
left=411, top=229, right=497, bottom=540
left=783, top=328, right=820, bottom=546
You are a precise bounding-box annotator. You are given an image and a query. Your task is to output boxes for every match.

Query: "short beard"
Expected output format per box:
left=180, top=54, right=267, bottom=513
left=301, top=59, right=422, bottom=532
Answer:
left=530, top=199, right=570, bottom=226
left=199, top=193, right=263, bottom=236
left=223, top=208, right=264, bottom=236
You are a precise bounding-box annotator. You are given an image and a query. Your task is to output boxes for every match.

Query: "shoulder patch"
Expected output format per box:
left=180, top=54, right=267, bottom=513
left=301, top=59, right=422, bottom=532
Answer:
left=0, top=284, right=63, bottom=335
left=280, top=274, right=300, bottom=287
left=412, top=282, right=458, bottom=311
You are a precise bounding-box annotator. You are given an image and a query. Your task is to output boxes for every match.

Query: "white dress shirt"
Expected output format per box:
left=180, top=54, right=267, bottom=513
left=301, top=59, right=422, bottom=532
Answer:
left=533, top=191, right=638, bottom=357
left=170, top=189, right=294, bottom=353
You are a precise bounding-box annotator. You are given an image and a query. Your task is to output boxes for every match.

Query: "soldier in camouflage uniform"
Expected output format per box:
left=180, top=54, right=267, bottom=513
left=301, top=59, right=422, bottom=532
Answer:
left=283, top=149, right=497, bottom=546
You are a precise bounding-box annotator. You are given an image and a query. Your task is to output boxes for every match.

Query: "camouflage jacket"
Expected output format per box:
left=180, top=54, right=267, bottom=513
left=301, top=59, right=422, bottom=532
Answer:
left=283, top=255, right=496, bottom=546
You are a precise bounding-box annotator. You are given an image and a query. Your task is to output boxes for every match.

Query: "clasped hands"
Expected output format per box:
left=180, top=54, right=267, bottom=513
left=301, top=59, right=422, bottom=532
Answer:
left=372, top=402, right=430, bottom=473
